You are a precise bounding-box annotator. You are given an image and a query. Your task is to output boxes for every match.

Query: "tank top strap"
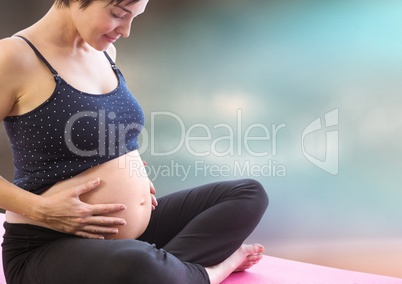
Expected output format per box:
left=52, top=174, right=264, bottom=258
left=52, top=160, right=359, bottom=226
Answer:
left=15, top=35, right=59, bottom=77
left=103, top=51, right=117, bottom=69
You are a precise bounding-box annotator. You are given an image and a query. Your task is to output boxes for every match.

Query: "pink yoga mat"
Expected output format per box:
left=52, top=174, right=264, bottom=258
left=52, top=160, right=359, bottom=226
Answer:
left=222, top=254, right=402, bottom=284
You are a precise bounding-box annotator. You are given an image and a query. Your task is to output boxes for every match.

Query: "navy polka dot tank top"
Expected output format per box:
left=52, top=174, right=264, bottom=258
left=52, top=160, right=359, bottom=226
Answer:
left=3, top=36, right=145, bottom=194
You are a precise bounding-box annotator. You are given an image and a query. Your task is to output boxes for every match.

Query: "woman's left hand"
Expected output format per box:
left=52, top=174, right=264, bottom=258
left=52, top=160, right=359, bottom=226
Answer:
left=143, top=160, right=158, bottom=210
left=149, top=179, right=158, bottom=210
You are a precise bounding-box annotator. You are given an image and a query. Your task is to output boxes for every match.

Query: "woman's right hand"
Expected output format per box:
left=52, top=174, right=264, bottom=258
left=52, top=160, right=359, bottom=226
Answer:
left=36, top=178, right=126, bottom=239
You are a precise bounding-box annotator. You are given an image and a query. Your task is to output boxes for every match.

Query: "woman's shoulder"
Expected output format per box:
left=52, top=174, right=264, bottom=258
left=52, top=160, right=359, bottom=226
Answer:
left=0, top=37, right=36, bottom=75
left=0, top=38, right=25, bottom=120
left=0, top=37, right=37, bottom=119
left=0, top=37, right=20, bottom=65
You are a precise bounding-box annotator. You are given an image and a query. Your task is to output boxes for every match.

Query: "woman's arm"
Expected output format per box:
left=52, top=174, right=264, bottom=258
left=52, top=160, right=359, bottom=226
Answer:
left=0, top=38, right=126, bottom=239
left=0, top=177, right=127, bottom=239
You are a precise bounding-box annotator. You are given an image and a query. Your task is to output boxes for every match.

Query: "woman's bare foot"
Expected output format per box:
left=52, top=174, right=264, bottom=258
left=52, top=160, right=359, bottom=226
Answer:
left=205, top=244, right=264, bottom=284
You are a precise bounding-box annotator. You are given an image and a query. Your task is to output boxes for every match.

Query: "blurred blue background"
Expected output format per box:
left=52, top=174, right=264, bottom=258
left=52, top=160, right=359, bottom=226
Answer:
left=1, top=0, right=401, bottom=278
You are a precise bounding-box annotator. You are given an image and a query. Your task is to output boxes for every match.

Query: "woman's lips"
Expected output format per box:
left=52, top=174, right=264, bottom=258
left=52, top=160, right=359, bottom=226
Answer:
left=104, top=35, right=119, bottom=43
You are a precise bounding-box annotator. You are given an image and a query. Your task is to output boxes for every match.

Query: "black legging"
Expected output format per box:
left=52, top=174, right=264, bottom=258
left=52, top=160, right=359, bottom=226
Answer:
left=2, top=179, right=268, bottom=284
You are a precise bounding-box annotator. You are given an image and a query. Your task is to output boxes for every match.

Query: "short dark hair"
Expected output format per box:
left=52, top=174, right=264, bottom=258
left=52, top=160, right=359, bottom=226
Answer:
left=55, top=0, right=140, bottom=9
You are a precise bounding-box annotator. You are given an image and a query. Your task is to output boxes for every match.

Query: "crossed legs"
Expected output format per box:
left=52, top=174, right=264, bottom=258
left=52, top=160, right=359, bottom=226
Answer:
left=2, top=179, right=268, bottom=284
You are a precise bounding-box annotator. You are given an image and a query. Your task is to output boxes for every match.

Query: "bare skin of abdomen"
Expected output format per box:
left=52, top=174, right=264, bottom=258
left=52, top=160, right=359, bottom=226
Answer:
left=6, top=150, right=152, bottom=239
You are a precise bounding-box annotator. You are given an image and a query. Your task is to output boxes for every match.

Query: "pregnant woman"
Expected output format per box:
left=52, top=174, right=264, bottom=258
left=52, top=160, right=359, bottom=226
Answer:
left=0, top=0, right=268, bottom=283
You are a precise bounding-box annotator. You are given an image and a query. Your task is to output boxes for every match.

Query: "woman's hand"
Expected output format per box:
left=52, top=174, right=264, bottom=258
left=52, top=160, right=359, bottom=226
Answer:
left=149, top=179, right=158, bottom=210
left=143, top=160, right=158, bottom=210
left=36, top=178, right=126, bottom=239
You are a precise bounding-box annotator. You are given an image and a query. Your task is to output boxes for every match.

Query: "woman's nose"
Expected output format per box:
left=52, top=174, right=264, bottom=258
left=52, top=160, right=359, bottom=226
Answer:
left=117, top=22, right=132, bottom=38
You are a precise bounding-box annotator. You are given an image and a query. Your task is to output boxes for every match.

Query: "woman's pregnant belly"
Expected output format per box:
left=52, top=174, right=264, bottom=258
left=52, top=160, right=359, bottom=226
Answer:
left=6, top=151, right=152, bottom=239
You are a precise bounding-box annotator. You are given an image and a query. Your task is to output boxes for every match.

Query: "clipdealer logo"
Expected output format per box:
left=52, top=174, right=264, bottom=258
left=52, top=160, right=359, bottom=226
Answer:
left=63, top=107, right=339, bottom=177
left=301, top=109, right=339, bottom=175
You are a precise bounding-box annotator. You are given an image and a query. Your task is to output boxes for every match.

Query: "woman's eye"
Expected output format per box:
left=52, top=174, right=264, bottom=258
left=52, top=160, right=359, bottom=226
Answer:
left=112, top=12, right=126, bottom=19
